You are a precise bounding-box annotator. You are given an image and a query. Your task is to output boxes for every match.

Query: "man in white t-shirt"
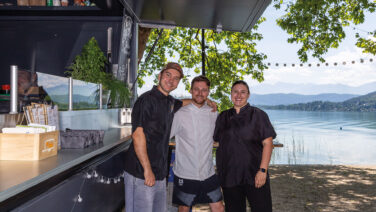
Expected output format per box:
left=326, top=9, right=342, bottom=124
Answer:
left=170, top=76, right=224, bottom=212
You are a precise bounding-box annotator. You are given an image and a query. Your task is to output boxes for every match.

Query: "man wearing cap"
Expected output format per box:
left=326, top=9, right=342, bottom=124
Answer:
left=124, top=63, right=215, bottom=212
left=170, top=75, right=224, bottom=212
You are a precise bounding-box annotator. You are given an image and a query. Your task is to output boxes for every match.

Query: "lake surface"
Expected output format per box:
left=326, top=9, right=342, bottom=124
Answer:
left=265, top=109, right=376, bottom=165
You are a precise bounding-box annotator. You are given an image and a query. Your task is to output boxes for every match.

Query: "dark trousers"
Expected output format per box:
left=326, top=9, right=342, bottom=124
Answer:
left=222, top=181, right=272, bottom=212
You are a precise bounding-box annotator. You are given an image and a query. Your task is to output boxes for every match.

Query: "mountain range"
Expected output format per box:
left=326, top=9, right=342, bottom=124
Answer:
left=249, top=93, right=358, bottom=106
left=262, top=91, right=376, bottom=112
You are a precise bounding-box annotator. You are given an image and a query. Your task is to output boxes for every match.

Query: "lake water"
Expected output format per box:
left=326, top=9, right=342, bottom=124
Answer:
left=265, top=109, right=376, bottom=165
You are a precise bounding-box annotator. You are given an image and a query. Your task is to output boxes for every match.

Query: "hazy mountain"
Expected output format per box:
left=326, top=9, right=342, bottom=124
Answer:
left=43, top=84, right=98, bottom=96
left=251, top=82, right=376, bottom=95
left=250, top=93, right=358, bottom=106
left=49, top=94, right=97, bottom=104
left=262, top=91, right=376, bottom=112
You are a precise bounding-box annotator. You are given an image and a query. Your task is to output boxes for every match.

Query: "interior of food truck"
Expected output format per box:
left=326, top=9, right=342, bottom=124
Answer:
left=0, top=0, right=271, bottom=211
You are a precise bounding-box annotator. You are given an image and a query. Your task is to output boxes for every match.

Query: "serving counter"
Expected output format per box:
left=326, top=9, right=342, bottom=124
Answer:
left=0, top=126, right=132, bottom=211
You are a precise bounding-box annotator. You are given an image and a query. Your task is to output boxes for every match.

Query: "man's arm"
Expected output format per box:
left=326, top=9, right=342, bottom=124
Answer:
left=132, top=127, right=155, bottom=187
left=181, top=99, right=192, bottom=107
left=181, top=99, right=217, bottom=111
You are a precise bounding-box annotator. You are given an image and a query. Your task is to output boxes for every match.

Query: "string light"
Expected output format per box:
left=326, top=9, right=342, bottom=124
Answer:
left=264, top=57, right=375, bottom=68
left=84, top=169, right=125, bottom=185
left=70, top=169, right=124, bottom=210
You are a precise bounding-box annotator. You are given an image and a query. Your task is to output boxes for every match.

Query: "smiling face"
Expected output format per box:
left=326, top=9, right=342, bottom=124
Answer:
left=231, top=83, right=250, bottom=109
left=157, top=69, right=181, bottom=95
left=190, top=81, right=210, bottom=107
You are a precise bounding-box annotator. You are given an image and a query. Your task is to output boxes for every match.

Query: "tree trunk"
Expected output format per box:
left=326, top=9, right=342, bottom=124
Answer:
left=138, top=26, right=151, bottom=64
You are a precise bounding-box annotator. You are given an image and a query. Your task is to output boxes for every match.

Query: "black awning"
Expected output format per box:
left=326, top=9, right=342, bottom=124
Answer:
left=123, top=0, right=271, bottom=32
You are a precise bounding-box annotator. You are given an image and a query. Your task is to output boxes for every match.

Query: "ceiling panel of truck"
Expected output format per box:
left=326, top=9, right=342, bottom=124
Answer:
left=122, top=0, right=271, bottom=32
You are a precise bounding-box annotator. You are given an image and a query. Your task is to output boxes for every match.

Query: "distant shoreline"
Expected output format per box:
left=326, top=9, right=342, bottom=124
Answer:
left=258, top=105, right=376, bottom=113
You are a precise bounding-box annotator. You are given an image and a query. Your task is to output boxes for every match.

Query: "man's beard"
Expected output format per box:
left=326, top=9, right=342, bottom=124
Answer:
left=193, top=96, right=206, bottom=105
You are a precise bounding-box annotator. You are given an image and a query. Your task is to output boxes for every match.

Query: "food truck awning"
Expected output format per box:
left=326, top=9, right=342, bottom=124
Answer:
left=122, top=0, right=271, bottom=32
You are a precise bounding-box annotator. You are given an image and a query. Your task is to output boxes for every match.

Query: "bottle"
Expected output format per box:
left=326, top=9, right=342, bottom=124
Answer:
left=47, top=0, right=53, bottom=6
left=53, top=0, right=61, bottom=6
left=2, top=85, right=10, bottom=95
left=61, top=0, right=68, bottom=6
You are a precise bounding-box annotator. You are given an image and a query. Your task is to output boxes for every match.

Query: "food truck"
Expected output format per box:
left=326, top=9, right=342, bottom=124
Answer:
left=0, top=0, right=270, bottom=210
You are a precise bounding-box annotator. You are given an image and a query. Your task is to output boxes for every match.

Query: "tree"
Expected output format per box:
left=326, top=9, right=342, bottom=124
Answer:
left=138, top=19, right=267, bottom=111
left=136, top=0, right=376, bottom=110
left=273, top=0, right=376, bottom=62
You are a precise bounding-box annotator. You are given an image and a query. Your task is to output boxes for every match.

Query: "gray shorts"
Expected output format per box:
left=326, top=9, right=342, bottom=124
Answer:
left=173, top=174, right=223, bottom=206
left=124, top=171, right=167, bottom=212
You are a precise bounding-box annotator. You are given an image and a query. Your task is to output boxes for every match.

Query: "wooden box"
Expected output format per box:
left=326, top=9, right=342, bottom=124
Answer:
left=0, top=131, right=59, bottom=161
left=29, top=0, right=46, bottom=6
left=17, top=0, right=29, bottom=6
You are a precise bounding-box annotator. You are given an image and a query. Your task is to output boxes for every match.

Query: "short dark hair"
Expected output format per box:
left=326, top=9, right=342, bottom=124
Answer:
left=231, top=80, right=250, bottom=93
left=161, top=62, right=184, bottom=78
left=191, top=75, right=210, bottom=89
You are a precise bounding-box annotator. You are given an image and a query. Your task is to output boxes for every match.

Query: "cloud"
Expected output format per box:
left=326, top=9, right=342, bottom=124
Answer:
left=37, top=73, right=68, bottom=88
left=252, top=47, right=376, bottom=87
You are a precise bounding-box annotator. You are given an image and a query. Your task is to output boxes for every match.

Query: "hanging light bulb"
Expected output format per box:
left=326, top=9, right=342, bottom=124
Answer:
left=342, top=61, right=346, bottom=65
left=77, top=194, right=83, bottom=203
left=325, top=63, right=329, bottom=66
left=86, top=173, right=92, bottom=179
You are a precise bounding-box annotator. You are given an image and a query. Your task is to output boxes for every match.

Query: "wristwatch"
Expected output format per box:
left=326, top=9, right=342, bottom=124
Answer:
left=259, top=168, right=267, bottom=173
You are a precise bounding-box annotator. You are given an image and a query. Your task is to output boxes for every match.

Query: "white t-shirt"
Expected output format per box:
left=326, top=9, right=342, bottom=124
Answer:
left=170, top=103, right=218, bottom=181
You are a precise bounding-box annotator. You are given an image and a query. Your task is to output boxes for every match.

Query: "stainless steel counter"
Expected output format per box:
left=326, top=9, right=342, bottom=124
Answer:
left=0, top=126, right=132, bottom=203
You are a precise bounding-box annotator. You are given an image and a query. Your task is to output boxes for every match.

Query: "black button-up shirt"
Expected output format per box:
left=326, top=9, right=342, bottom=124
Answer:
left=213, top=103, right=276, bottom=187
left=124, top=86, right=182, bottom=180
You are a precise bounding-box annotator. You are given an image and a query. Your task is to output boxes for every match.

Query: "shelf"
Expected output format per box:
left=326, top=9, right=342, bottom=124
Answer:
left=0, top=4, right=123, bottom=17
left=0, top=5, right=101, bottom=11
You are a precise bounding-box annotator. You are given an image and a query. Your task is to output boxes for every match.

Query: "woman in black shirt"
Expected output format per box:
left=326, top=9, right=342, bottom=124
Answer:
left=214, top=80, right=276, bottom=212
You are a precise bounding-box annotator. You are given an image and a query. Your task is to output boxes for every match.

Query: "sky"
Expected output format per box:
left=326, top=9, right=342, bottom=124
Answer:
left=138, top=4, right=376, bottom=96
left=249, top=5, right=376, bottom=94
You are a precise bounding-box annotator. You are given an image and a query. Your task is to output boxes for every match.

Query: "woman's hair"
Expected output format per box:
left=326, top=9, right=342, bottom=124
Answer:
left=231, top=80, right=250, bottom=93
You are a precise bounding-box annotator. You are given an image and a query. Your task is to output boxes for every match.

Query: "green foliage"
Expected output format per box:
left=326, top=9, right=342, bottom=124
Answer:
left=356, top=30, right=376, bottom=54
left=67, top=37, right=131, bottom=107
left=139, top=20, right=268, bottom=111
left=273, top=0, right=376, bottom=62
left=68, top=37, right=108, bottom=83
